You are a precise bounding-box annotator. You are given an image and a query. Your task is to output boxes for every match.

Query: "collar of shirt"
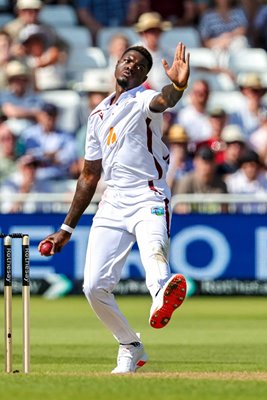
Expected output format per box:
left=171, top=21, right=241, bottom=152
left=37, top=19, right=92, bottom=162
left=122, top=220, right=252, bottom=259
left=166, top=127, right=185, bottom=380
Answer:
left=103, top=85, right=146, bottom=108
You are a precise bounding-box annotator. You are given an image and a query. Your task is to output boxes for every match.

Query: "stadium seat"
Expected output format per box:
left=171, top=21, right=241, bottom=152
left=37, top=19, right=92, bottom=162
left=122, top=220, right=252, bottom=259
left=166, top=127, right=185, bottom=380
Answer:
left=207, top=90, right=244, bottom=113
left=189, top=69, right=236, bottom=91
left=160, top=27, right=201, bottom=51
left=66, top=47, right=107, bottom=81
left=228, top=48, right=267, bottom=74
left=39, top=5, right=78, bottom=26
left=188, top=48, right=217, bottom=69
left=96, top=27, right=140, bottom=55
left=55, top=26, right=92, bottom=49
left=0, top=13, right=13, bottom=27
left=40, top=90, right=82, bottom=134
left=0, top=0, right=9, bottom=11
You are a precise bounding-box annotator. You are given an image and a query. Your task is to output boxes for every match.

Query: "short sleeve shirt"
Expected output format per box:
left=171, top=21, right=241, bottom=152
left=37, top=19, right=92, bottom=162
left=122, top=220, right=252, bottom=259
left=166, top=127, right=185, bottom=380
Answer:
left=199, top=7, right=248, bottom=40
left=84, top=85, right=170, bottom=189
left=75, top=0, right=130, bottom=26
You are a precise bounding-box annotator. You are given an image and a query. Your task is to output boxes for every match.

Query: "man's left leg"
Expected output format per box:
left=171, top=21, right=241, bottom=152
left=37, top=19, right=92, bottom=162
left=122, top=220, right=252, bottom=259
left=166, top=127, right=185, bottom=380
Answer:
left=135, top=208, right=186, bottom=329
left=83, top=224, right=148, bottom=373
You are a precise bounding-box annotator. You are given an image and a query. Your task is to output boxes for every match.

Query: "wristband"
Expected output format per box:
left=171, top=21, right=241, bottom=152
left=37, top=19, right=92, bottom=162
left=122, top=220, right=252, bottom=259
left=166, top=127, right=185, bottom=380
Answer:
left=172, top=82, right=188, bottom=91
left=61, top=224, right=74, bottom=234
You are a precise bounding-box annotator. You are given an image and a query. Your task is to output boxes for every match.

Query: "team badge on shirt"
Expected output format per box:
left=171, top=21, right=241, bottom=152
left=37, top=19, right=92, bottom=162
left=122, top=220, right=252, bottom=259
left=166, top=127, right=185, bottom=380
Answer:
left=151, top=207, right=165, bottom=216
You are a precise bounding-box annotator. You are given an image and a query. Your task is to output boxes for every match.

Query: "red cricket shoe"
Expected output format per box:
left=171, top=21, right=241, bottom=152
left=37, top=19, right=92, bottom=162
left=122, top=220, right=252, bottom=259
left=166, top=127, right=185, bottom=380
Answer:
left=149, top=274, right=187, bottom=329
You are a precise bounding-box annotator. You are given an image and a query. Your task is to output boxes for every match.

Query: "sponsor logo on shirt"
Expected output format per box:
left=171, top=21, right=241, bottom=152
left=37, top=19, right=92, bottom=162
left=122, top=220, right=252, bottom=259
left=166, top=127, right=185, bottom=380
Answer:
left=107, top=127, right=117, bottom=145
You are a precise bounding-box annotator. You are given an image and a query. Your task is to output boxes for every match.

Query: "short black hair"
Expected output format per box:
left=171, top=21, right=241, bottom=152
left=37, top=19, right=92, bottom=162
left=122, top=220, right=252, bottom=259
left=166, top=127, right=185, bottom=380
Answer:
left=195, top=146, right=215, bottom=161
left=42, top=102, right=58, bottom=116
left=121, top=46, right=153, bottom=73
left=238, top=149, right=261, bottom=167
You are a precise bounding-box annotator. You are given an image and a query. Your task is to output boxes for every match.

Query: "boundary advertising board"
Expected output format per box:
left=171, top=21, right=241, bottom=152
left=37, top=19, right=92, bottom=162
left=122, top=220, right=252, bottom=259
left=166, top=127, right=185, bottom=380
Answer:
left=1, top=213, right=267, bottom=296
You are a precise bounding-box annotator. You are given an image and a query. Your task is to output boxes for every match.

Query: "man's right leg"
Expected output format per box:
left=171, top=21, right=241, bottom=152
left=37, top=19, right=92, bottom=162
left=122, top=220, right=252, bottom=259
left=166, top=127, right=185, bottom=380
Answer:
left=83, top=224, right=140, bottom=344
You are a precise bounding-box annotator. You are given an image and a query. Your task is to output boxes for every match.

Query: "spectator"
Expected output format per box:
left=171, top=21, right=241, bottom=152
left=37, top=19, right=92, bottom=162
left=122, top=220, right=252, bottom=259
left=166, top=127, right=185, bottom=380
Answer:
left=0, top=122, right=22, bottom=183
left=225, top=148, right=267, bottom=213
left=241, top=0, right=267, bottom=49
left=229, top=73, right=267, bottom=138
left=198, top=0, right=248, bottom=68
left=217, top=124, right=246, bottom=177
left=76, top=0, right=132, bottom=45
left=197, top=0, right=212, bottom=17
left=134, top=12, right=173, bottom=90
left=107, top=33, right=130, bottom=73
left=19, top=24, right=68, bottom=90
left=21, top=102, right=79, bottom=181
left=0, top=60, right=44, bottom=135
left=0, top=153, right=51, bottom=213
left=4, top=0, right=68, bottom=66
left=4, top=0, right=44, bottom=40
left=172, top=145, right=228, bottom=213
left=166, top=124, right=193, bottom=192
left=198, top=107, right=228, bottom=164
left=75, top=69, right=111, bottom=201
left=137, top=0, right=199, bottom=26
left=252, top=3, right=267, bottom=51
left=249, top=107, right=267, bottom=166
left=0, top=30, right=13, bottom=90
left=75, top=69, right=111, bottom=170
left=177, top=79, right=212, bottom=145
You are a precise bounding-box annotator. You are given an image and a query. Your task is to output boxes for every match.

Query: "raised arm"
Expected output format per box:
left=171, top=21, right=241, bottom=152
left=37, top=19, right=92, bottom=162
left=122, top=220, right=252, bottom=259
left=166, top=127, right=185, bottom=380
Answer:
left=149, top=42, right=190, bottom=113
left=38, top=158, right=102, bottom=255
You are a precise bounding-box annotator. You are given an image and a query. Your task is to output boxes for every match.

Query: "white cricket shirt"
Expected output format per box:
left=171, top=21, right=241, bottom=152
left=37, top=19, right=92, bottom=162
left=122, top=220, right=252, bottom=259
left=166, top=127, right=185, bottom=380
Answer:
left=84, top=85, right=170, bottom=190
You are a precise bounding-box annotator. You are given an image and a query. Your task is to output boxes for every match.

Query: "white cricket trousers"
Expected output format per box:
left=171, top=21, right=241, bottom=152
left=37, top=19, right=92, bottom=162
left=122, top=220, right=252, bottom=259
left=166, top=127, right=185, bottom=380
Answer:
left=83, top=186, right=172, bottom=344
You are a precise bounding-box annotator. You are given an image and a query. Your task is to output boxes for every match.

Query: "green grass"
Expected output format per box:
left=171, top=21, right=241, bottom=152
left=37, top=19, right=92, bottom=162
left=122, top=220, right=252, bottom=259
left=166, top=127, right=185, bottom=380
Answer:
left=0, top=296, right=267, bottom=399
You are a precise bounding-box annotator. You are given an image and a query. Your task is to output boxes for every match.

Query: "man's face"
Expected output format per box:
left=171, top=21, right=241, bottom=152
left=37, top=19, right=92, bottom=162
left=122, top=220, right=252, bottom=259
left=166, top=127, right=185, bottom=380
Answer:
left=24, top=36, right=44, bottom=57
left=115, top=50, right=149, bottom=91
left=242, top=161, right=260, bottom=181
left=243, top=87, right=265, bottom=101
left=19, top=8, right=39, bottom=24
left=8, top=75, right=29, bottom=96
left=141, top=28, right=162, bottom=50
left=192, top=82, right=210, bottom=106
left=38, top=111, right=57, bottom=132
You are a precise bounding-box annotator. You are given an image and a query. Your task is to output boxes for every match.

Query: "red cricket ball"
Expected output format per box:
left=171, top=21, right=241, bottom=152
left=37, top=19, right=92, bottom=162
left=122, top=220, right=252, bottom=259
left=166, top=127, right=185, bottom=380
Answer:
left=40, top=241, right=53, bottom=256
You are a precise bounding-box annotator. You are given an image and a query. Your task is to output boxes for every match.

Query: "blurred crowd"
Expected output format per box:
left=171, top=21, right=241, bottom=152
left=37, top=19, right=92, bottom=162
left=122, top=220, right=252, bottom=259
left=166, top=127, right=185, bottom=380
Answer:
left=1, top=0, right=267, bottom=213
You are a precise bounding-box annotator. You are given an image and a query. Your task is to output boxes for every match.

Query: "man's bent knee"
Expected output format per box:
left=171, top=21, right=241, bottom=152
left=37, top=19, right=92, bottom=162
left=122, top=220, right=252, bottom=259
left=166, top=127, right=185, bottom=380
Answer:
left=83, top=282, right=108, bottom=303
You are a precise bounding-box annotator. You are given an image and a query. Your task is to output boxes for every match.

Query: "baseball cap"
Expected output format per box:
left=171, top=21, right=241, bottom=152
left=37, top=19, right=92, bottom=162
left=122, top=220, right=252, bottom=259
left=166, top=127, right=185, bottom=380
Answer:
left=195, top=146, right=215, bottom=161
left=19, top=24, right=47, bottom=44
left=221, top=125, right=245, bottom=144
left=168, top=124, right=188, bottom=143
left=16, top=0, right=42, bottom=10
left=5, top=60, right=30, bottom=79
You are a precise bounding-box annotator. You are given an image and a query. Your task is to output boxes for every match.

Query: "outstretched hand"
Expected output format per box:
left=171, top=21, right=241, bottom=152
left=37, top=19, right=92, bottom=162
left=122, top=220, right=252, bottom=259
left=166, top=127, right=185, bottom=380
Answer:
left=162, top=42, right=190, bottom=88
